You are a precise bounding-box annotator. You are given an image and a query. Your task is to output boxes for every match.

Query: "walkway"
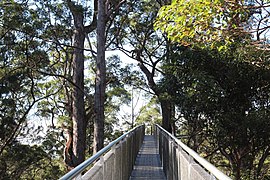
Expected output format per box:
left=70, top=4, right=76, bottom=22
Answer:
left=129, top=135, right=166, bottom=180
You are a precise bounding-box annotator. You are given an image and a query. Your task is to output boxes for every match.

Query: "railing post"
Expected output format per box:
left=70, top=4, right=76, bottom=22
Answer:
left=188, top=156, right=193, bottom=180
left=165, top=133, right=169, bottom=179
left=176, top=145, right=181, bottom=180
left=159, top=128, right=163, bottom=171
left=168, top=139, right=172, bottom=180
left=111, top=144, right=116, bottom=180
left=114, top=143, right=122, bottom=180
left=100, top=156, right=105, bottom=180
left=169, top=139, right=178, bottom=180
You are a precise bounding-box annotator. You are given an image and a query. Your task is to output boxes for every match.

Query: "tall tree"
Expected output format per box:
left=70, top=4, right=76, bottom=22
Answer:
left=0, top=0, right=161, bottom=178
left=64, top=0, right=98, bottom=168
left=92, top=0, right=128, bottom=153
left=66, top=1, right=86, bottom=168
left=94, top=0, right=106, bottom=154
left=110, top=0, right=175, bottom=132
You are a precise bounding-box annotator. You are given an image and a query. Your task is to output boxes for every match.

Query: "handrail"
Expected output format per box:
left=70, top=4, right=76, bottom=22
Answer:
left=60, top=125, right=144, bottom=180
left=155, top=124, right=231, bottom=180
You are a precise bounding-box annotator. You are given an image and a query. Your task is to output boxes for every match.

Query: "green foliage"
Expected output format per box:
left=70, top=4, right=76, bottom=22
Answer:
left=104, top=55, right=146, bottom=140
left=0, top=1, right=68, bottom=178
left=0, top=0, right=51, bottom=154
left=3, top=0, right=270, bottom=179
left=0, top=141, right=65, bottom=179
left=164, top=45, right=270, bottom=178
left=136, top=97, right=162, bottom=131
left=155, top=0, right=253, bottom=50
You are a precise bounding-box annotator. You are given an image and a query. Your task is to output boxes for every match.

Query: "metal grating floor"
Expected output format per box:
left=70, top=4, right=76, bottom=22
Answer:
left=129, top=135, right=166, bottom=180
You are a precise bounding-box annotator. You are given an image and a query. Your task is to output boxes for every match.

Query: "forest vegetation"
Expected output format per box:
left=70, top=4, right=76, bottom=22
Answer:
left=1, top=0, right=270, bottom=179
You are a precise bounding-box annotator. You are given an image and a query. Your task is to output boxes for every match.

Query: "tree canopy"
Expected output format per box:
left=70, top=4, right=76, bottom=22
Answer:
left=155, top=0, right=270, bottom=50
left=1, top=0, right=270, bottom=179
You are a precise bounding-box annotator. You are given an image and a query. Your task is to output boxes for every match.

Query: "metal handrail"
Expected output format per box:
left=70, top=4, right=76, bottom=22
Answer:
left=155, top=124, right=231, bottom=180
left=60, top=125, right=144, bottom=180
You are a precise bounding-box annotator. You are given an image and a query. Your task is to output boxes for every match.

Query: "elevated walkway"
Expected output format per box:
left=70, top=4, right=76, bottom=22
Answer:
left=60, top=124, right=231, bottom=180
left=130, top=135, right=166, bottom=180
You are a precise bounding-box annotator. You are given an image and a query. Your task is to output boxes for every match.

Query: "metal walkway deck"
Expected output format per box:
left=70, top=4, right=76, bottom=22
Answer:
left=129, top=135, right=166, bottom=180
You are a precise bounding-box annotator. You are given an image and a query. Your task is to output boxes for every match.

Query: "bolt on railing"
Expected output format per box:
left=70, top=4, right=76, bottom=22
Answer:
left=155, top=124, right=232, bottom=180
left=60, top=125, right=145, bottom=180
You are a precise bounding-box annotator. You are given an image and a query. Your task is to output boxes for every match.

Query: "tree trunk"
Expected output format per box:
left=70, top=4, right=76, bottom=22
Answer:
left=160, top=99, right=172, bottom=133
left=65, top=1, right=87, bottom=169
left=94, top=0, right=106, bottom=154
left=256, top=146, right=270, bottom=179
left=71, top=15, right=86, bottom=167
left=72, top=27, right=86, bottom=167
left=138, top=60, right=173, bottom=133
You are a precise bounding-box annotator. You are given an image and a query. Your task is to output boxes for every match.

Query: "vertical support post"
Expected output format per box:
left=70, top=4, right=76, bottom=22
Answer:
left=111, top=144, right=116, bottom=180
left=188, top=156, right=194, bottom=180
left=100, top=156, right=105, bottom=180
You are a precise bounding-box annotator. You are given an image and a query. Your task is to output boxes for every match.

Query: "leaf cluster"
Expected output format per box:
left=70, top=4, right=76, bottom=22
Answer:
left=155, top=0, right=256, bottom=50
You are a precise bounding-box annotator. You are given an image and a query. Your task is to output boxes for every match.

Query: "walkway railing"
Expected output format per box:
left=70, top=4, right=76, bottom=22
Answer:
left=155, top=124, right=232, bottom=180
left=60, top=125, right=145, bottom=180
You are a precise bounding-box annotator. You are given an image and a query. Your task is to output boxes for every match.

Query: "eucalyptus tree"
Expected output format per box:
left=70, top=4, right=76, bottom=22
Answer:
left=64, top=0, right=98, bottom=168
left=109, top=0, right=178, bottom=133
left=0, top=0, right=136, bottom=177
left=33, top=0, right=131, bottom=168
left=93, top=0, right=106, bottom=154
left=0, top=0, right=95, bottom=170
left=36, top=0, right=126, bottom=167
left=66, top=0, right=129, bottom=156
left=103, top=55, right=141, bottom=140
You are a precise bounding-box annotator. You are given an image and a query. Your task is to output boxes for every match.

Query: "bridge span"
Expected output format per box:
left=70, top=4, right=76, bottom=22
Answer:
left=60, top=124, right=231, bottom=180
